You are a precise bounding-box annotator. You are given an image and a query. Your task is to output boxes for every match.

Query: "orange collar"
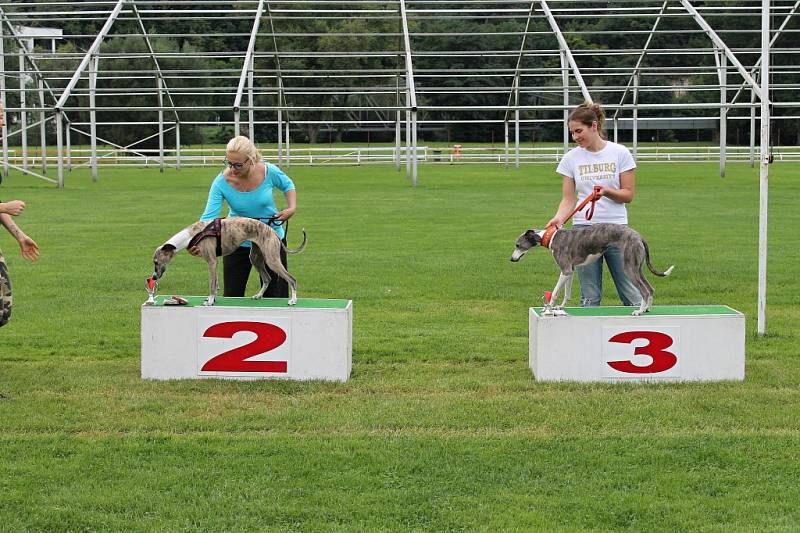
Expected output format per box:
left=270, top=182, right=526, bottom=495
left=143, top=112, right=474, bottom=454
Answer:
left=540, top=226, right=558, bottom=249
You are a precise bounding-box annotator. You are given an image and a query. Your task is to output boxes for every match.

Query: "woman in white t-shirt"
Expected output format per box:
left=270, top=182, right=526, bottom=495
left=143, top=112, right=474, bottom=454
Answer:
left=546, top=102, right=642, bottom=308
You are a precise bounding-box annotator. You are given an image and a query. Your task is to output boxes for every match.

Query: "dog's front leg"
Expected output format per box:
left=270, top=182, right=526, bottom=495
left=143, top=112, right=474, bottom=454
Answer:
left=558, top=273, right=573, bottom=309
left=541, top=273, right=571, bottom=317
left=550, top=272, right=571, bottom=309
left=204, top=256, right=217, bottom=306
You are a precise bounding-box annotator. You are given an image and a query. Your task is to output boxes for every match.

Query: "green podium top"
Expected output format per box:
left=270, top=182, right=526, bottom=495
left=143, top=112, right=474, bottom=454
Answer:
left=533, top=305, right=741, bottom=317
left=148, top=296, right=351, bottom=309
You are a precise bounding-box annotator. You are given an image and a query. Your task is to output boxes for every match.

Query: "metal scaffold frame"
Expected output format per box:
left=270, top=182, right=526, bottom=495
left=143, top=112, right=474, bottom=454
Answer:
left=0, top=0, right=795, bottom=333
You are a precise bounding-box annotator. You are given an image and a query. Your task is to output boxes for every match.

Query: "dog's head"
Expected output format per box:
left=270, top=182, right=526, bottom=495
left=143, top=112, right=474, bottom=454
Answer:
left=510, top=229, right=542, bottom=262
left=151, top=243, right=177, bottom=281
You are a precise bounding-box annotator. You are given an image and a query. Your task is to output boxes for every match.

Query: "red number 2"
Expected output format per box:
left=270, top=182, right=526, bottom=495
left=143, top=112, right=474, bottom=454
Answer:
left=201, top=321, right=288, bottom=373
left=607, top=331, right=677, bottom=374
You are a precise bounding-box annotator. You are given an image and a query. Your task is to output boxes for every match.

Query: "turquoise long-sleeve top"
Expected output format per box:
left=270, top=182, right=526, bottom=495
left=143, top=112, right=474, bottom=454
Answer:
left=199, top=163, right=295, bottom=243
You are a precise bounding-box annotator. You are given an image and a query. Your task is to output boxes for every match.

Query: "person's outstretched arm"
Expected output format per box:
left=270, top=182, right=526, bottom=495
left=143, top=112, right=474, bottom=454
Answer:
left=0, top=213, right=39, bottom=261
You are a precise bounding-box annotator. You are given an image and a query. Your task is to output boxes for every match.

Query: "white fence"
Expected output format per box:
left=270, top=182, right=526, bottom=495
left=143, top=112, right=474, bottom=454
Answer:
left=4, top=145, right=800, bottom=169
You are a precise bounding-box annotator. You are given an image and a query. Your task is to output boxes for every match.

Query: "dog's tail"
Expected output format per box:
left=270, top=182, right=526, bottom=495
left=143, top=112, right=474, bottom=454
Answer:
left=283, top=229, right=307, bottom=254
left=642, top=239, right=674, bottom=277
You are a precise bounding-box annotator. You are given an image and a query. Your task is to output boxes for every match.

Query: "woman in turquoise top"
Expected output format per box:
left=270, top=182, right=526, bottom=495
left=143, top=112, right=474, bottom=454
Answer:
left=193, top=135, right=297, bottom=298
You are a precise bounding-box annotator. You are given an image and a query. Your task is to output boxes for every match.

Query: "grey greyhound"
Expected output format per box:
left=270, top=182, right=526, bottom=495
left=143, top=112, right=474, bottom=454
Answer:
left=152, top=217, right=307, bottom=306
left=510, top=223, right=673, bottom=316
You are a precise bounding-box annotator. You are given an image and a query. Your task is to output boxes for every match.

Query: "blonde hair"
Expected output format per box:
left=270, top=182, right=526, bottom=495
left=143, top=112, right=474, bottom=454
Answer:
left=226, top=135, right=262, bottom=163
left=568, top=102, right=606, bottom=139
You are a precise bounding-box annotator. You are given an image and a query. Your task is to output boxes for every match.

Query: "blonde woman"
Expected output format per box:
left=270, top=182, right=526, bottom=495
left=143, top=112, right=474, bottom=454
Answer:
left=546, top=102, right=641, bottom=308
left=192, top=136, right=297, bottom=298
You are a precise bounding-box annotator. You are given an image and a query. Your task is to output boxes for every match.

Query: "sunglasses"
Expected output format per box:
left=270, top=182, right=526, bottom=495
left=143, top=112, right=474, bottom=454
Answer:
left=223, top=158, right=249, bottom=170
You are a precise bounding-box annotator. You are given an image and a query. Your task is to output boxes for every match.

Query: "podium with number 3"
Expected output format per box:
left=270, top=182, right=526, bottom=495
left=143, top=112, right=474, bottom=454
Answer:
left=530, top=305, right=744, bottom=382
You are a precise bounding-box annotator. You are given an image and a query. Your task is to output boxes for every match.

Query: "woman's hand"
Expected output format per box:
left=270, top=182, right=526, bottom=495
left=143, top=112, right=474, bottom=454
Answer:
left=0, top=200, right=26, bottom=216
left=276, top=189, right=298, bottom=222
left=545, top=216, right=563, bottom=229
left=275, top=207, right=295, bottom=221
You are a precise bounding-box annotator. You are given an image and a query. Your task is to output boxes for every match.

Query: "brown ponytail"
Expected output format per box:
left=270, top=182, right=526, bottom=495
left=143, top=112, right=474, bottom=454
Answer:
left=568, top=102, right=607, bottom=139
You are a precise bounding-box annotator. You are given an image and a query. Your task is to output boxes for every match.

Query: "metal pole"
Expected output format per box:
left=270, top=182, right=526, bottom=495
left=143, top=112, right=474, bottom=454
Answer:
left=235, top=110, right=241, bottom=145
left=632, top=73, right=639, bottom=159
left=757, top=0, right=770, bottom=336
left=749, top=76, right=757, bottom=168
left=285, top=121, right=290, bottom=168
left=411, top=110, right=418, bottom=186
left=65, top=120, right=71, bottom=172
left=19, top=46, right=28, bottom=173
left=90, top=55, right=98, bottom=181
left=680, top=0, right=763, bottom=101
left=55, top=110, right=63, bottom=188
left=395, top=103, right=401, bottom=170
left=504, top=120, right=509, bottom=167
left=405, top=89, right=411, bottom=178
left=157, top=76, right=164, bottom=173
left=175, top=121, right=181, bottom=171
left=399, top=0, right=418, bottom=184
left=561, top=51, right=569, bottom=152
left=514, top=85, right=520, bottom=168
left=541, top=0, right=592, bottom=102
left=248, top=55, right=255, bottom=141
left=395, top=76, right=401, bottom=171
left=277, top=109, right=282, bottom=166
left=54, top=0, right=125, bottom=110
left=718, top=50, right=727, bottom=178
left=0, top=22, right=7, bottom=179
left=233, top=0, right=265, bottom=113
left=38, top=77, right=46, bottom=173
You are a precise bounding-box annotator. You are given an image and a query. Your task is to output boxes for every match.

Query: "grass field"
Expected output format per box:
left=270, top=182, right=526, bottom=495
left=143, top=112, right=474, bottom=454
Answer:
left=1, top=160, right=799, bottom=530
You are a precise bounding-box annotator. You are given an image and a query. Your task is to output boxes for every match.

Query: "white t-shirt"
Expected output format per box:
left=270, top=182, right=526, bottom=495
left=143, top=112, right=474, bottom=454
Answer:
left=556, top=141, right=636, bottom=225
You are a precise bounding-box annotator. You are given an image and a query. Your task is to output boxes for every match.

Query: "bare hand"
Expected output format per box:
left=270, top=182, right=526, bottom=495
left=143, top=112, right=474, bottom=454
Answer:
left=19, top=235, right=39, bottom=261
left=2, top=200, right=25, bottom=216
left=546, top=217, right=563, bottom=229
left=187, top=245, right=201, bottom=257
left=275, top=207, right=295, bottom=221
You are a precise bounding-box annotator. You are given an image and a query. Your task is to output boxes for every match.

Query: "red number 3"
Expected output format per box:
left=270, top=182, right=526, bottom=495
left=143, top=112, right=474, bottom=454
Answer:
left=201, top=321, right=288, bottom=373
left=607, top=331, right=677, bottom=374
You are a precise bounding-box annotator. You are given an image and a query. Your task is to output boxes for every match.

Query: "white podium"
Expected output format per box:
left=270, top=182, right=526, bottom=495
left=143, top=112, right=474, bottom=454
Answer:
left=142, top=296, right=352, bottom=381
left=529, top=305, right=745, bottom=382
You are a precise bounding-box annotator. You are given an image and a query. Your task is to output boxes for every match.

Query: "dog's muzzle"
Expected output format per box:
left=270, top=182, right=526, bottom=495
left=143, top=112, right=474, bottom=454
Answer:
left=510, top=249, right=526, bottom=262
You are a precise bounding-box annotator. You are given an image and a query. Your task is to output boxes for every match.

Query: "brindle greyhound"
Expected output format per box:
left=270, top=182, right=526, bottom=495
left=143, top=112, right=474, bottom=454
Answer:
left=152, top=217, right=306, bottom=306
left=510, top=223, right=673, bottom=316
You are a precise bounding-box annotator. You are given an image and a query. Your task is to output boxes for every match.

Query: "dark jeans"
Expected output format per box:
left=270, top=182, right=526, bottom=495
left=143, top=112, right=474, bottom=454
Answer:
left=222, top=239, right=288, bottom=298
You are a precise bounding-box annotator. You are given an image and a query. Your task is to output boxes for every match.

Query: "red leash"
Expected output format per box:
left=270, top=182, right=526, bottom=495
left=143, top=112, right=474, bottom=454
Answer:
left=541, top=185, right=602, bottom=248
left=567, top=185, right=603, bottom=224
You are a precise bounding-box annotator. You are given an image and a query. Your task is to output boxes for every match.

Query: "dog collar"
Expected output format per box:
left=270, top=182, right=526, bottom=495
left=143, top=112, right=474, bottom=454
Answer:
left=540, top=226, right=558, bottom=249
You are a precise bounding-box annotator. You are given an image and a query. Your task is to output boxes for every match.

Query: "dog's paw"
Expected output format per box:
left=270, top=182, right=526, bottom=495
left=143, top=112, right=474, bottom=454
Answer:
left=288, top=297, right=297, bottom=306
left=251, top=294, right=263, bottom=300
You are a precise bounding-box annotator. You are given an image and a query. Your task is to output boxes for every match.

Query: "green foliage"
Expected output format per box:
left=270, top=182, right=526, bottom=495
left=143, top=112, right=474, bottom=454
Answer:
left=12, top=1, right=800, bottom=146
left=1, top=160, right=799, bottom=529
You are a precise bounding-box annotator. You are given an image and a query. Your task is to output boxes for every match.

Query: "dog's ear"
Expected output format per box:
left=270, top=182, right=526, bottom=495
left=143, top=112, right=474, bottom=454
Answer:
left=525, top=229, right=541, bottom=244
left=160, top=243, right=176, bottom=252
